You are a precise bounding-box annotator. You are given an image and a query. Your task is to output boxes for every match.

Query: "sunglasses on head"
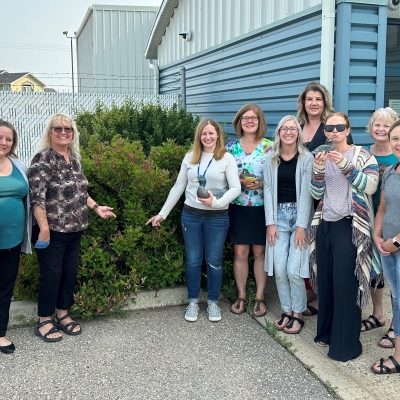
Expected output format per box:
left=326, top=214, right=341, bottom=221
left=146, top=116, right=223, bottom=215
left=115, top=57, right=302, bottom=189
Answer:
left=324, top=124, right=347, bottom=132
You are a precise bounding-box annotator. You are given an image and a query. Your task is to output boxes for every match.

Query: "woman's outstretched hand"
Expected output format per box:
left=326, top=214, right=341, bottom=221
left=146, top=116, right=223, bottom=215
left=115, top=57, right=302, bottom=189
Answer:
left=146, top=215, right=164, bottom=227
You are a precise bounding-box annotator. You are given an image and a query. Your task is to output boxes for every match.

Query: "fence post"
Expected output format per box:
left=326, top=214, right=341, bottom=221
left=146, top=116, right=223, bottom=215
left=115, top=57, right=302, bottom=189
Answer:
left=180, top=66, right=186, bottom=110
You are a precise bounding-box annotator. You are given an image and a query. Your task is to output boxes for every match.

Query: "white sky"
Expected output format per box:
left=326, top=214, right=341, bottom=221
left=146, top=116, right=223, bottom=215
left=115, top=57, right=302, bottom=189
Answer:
left=0, top=0, right=162, bottom=91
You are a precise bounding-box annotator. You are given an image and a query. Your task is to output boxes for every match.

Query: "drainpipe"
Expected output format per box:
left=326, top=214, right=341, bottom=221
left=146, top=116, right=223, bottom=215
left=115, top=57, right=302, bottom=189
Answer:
left=148, top=59, right=159, bottom=94
left=320, top=0, right=335, bottom=95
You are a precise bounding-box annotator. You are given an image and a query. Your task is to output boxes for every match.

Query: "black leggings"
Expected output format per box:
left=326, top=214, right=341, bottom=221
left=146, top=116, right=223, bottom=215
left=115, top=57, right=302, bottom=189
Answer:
left=0, top=243, right=21, bottom=336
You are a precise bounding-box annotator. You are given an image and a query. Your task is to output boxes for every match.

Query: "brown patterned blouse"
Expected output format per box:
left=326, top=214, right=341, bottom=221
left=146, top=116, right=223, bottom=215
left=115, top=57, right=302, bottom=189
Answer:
left=28, top=147, right=89, bottom=233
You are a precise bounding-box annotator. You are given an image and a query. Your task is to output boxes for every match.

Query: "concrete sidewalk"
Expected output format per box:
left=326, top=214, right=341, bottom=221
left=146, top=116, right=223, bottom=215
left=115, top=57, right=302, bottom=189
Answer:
left=7, top=280, right=398, bottom=400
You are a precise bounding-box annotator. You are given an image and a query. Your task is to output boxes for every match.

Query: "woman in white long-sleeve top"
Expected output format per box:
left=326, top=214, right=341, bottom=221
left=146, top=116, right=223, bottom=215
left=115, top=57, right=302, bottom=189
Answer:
left=263, top=115, right=314, bottom=334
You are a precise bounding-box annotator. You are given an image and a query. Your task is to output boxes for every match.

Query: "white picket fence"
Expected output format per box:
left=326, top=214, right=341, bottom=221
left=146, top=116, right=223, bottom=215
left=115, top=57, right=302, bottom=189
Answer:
left=0, top=92, right=181, bottom=164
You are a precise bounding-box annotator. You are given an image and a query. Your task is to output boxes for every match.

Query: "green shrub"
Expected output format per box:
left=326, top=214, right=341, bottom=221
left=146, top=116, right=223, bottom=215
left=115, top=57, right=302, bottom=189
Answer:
left=75, top=100, right=200, bottom=155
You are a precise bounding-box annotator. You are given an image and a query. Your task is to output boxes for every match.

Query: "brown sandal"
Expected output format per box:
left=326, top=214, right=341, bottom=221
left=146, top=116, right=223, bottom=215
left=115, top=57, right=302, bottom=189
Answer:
left=230, top=297, right=247, bottom=314
left=253, top=299, right=266, bottom=317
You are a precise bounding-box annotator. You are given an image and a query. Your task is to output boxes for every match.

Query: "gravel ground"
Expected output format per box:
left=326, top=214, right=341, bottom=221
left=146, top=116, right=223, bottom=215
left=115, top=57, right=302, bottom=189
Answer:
left=1, top=301, right=335, bottom=400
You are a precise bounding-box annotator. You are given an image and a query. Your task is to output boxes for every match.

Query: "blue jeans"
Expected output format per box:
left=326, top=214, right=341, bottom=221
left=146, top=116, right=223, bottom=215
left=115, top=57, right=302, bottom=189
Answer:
left=381, top=250, right=400, bottom=337
left=181, top=211, right=229, bottom=304
left=273, top=203, right=307, bottom=313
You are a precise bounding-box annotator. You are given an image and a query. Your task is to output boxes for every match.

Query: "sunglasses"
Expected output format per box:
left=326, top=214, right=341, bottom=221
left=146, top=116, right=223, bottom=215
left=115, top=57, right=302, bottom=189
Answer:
left=324, top=124, right=347, bottom=132
left=53, top=127, right=72, bottom=134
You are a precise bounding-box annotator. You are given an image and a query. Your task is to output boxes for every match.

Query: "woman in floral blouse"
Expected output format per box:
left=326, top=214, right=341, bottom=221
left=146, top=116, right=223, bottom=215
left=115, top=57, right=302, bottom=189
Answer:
left=28, top=113, right=115, bottom=342
left=226, top=104, right=272, bottom=316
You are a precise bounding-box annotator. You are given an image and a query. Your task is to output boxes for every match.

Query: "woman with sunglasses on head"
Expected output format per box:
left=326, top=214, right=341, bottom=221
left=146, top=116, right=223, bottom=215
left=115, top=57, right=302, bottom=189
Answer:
left=297, top=82, right=353, bottom=316
left=28, top=113, right=116, bottom=342
left=309, top=112, right=379, bottom=361
left=263, top=116, right=314, bottom=334
left=361, top=108, right=398, bottom=348
left=371, top=120, right=400, bottom=374
left=0, top=120, right=32, bottom=354
left=147, top=119, right=240, bottom=322
left=225, top=104, right=272, bottom=317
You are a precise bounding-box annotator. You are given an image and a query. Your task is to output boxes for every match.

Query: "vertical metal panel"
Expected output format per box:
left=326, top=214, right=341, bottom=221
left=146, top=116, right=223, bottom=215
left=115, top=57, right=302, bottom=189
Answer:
left=159, top=10, right=322, bottom=139
left=77, top=11, right=94, bottom=92
left=157, top=0, right=322, bottom=68
left=77, top=6, right=157, bottom=94
left=334, top=2, right=388, bottom=143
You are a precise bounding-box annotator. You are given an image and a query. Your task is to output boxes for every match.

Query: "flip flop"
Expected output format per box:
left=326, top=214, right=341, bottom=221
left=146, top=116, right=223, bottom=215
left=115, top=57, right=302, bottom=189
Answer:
left=361, top=315, right=385, bottom=332
left=253, top=299, right=266, bottom=317
left=230, top=298, right=247, bottom=314
left=283, top=316, right=304, bottom=334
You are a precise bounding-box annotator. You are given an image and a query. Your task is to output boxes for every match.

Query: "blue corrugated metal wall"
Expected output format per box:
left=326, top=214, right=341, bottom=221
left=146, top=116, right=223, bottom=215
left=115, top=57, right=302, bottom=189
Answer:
left=334, top=2, right=387, bottom=144
left=159, top=10, right=322, bottom=139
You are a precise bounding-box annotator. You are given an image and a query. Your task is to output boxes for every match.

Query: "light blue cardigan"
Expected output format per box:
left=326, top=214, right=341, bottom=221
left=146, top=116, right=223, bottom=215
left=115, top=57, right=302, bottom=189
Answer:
left=8, top=156, right=32, bottom=254
left=263, top=150, right=314, bottom=278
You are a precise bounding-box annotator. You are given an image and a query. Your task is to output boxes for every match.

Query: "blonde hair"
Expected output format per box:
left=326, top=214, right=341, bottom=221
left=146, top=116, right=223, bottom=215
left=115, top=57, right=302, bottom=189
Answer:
left=232, top=104, right=267, bottom=140
left=271, top=115, right=306, bottom=168
left=297, top=82, right=333, bottom=125
left=0, top=120, right=18, bottom=158
left=366, top=107, right=399, bottom=137
left=189, top=118, right=226, bottom=164
left=37, top=113, right=80, bottom=159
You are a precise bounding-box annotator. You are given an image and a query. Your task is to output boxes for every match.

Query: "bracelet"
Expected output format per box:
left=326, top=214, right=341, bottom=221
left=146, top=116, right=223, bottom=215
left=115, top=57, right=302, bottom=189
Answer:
left=92, top=203, right=100, bottom=212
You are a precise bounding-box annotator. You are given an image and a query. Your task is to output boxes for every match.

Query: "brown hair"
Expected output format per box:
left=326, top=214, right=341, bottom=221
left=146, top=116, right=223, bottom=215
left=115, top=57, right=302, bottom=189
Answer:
left=232, top=103, right=267, bottom=140
left=0, top=120, right=18, bottom=158
left=189, top=118, right=226, bottom=164
left=297, top=82, right=333, bottom=125
left=325, top=112, right=351, bottom=130
left=388, top=119, right=400, bottom=139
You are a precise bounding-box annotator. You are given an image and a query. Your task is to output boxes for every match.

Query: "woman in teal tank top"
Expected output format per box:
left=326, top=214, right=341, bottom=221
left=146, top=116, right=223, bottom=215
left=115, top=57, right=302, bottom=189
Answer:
left=0, top=120, right=32, bottom=355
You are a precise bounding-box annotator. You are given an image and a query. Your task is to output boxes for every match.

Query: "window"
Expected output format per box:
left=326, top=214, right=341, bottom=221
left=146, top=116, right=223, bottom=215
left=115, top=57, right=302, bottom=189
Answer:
left=2, top=85, right=11, bottom=91
left=22, top=82, right=34, bottom=92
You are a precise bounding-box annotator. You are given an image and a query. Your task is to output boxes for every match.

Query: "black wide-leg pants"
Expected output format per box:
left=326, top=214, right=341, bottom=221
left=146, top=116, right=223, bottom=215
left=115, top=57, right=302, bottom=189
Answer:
left=0, top=243, right=21, bottom=337
left=33, top=225, right=82, bottom=317
left=314, top=217, right=362, bottom=362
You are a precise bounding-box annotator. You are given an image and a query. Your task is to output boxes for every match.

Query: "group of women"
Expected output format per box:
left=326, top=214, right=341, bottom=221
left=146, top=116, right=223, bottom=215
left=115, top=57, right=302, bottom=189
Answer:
left=1, top=82, right=399, bottom=376
left=0, top=114, right=115, bottom=352
left=148, top=81, right=400, bottom=375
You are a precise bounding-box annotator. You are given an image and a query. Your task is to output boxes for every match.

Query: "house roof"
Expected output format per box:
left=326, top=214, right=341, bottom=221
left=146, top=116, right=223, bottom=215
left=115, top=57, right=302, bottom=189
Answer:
left=144, top=0, right=178, bottom=59
left=0, top=72, right=46, bottom=86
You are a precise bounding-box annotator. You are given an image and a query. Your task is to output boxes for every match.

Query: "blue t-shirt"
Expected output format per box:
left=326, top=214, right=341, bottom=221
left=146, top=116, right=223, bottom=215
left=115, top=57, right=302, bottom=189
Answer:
left=0, top=165, right=28, bottom=249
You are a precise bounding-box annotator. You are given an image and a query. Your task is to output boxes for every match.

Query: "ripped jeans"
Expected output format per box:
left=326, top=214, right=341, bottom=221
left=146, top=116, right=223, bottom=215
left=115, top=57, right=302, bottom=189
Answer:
left=181, top=211, right=229, bottom=303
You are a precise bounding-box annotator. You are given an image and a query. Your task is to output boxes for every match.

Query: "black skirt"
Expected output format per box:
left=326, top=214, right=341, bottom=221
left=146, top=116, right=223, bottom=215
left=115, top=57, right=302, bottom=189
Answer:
left=228, top=204, right=266, bottom=245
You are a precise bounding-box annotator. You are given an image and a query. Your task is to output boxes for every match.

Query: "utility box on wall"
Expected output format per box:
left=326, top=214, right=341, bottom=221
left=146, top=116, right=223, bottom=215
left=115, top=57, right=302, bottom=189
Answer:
left=76, top=5, right=158, bottom=94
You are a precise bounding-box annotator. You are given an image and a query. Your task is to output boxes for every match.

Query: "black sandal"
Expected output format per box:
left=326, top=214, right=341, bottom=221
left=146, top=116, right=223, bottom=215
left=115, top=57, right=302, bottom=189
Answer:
left=275, top=313, right=292, bottom=331
left=54, top=314, right=82, bottom=336
left=304, top=303, right=318, bottom=316
left=283, top=316, right=304, bottom=335
left=361, top=315, right=384, bottom=332
left=34, top=319, right=62, bottom=342
left=378, top=328, right=395, bottom=349
left=371, top=356, right=400, bottom=374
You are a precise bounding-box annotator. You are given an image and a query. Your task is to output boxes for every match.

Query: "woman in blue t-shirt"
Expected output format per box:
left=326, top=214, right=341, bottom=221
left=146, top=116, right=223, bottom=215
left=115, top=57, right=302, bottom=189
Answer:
left=0, top=120, right=32, bottom=354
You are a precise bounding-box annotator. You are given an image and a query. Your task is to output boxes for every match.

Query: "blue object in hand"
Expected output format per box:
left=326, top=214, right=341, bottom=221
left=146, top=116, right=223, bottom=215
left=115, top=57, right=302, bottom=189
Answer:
left=35, top=240, right=50, bottom=249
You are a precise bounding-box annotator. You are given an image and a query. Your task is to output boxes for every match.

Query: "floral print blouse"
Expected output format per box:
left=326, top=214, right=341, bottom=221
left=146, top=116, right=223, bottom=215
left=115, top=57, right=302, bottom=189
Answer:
left=225, top=138, right=272, bottom=206
left=28, top=147, right=89, bottom=233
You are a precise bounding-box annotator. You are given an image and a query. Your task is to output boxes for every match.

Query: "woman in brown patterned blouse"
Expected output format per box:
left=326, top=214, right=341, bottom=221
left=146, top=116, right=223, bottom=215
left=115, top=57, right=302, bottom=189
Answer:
left=28, top=113, right=116, bottom=342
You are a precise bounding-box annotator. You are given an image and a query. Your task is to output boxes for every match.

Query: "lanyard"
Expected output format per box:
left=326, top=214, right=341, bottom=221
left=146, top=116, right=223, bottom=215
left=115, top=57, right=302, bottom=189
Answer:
left=197, top=156, right=214, bottom=177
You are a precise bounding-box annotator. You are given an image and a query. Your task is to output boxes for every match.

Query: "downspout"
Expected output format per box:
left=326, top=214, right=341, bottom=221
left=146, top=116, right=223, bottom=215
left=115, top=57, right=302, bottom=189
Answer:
left=148, top=59, right=159, bottom=94
left=320, top=0, right=336, bottom=95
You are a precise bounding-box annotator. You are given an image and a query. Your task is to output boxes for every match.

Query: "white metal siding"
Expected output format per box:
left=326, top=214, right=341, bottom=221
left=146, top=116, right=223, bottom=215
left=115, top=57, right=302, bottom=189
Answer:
left=77, top=6, right=157, bottom=94
left=157, top=0, right=322, bottom=67
left=77, top=12, right=94, bottom=92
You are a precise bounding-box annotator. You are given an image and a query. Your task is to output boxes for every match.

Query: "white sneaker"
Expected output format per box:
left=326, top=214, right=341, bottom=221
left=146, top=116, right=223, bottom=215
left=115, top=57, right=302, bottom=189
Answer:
left=207, top=303, right=221, bottom=322
left=184, top=302, right=199, bottom=322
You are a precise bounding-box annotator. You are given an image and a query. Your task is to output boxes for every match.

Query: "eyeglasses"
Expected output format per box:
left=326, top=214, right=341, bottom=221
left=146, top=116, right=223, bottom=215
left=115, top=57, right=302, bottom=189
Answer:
left=241, top=116, right=259, bottom=122
left=53, top=127, right=72, bottom=134
left=324, top=124, right=347, bottom=132
left=280, top=127, right=298, bottom=133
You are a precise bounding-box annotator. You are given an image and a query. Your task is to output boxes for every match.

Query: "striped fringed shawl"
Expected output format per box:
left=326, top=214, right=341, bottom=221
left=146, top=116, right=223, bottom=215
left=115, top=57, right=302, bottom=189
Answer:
left=309, top=146, right=381, bottom=309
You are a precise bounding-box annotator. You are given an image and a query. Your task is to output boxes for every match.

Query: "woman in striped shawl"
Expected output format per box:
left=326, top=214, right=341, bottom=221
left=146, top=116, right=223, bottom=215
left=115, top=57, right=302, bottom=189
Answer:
left=309, top=112, right=379, bottom=362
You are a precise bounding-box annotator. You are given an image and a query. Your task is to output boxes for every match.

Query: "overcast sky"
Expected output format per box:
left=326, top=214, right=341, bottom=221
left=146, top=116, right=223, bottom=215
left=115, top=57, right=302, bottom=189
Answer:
left=1, top=0, right=162, bottom=91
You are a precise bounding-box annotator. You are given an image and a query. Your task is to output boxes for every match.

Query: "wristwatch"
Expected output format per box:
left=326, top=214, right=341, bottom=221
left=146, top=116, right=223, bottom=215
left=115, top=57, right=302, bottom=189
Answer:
left=393, top=236, right=400, bottom=249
